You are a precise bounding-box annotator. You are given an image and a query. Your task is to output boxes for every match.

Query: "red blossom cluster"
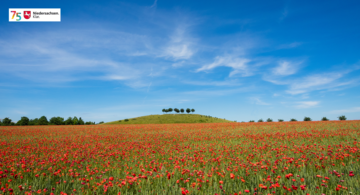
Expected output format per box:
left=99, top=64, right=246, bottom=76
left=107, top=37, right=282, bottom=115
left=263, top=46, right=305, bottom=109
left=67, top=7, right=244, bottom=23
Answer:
left=0, top=121, right=359, bottom=194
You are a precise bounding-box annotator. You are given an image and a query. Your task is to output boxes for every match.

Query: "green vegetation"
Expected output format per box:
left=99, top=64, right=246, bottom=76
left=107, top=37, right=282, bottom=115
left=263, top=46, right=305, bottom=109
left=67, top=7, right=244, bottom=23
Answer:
left=49, top=117, right=64, bottom=125
left=0, top=112, right=351, bottom=126
left=338, top=115, right=347, bottom=120
left=38, top=116, right=49, bottom=125
left=321, top=117, right=329, bottom=121
left=18, top=116, right=29, bottom=125
left=162, top=108, right=195, bottom=114
left=104, top=114, right=232, bottom=125
left=304, top=116, right=312, bottom=121
left=0, top=116, right=95, bottom=126
left=1, top=117, right=12, bottom=126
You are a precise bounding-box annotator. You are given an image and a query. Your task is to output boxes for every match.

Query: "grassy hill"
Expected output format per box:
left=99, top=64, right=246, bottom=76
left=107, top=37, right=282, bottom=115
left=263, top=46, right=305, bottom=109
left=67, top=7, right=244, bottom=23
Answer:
left=103, top=114, right=233, bottom=125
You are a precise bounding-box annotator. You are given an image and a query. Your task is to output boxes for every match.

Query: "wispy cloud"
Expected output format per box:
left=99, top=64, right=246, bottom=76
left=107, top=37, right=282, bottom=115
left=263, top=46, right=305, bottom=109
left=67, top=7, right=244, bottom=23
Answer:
left=12, top=110, right=28, bottom=115
left=165, top=44, right=194, bottom=60
left=250, top=97, right=270, bottom=105
left=279, top=6, right=288, bottom=22
left=182, top=87, right=250, bottom=96
left=264, top=66, right=360, bottom=95
left=172, top=61, right=186, bottom=67
left=278, top=42, right=302, bottom=49
left=101, top=75, right=131, bottom=81
left=295, top=101, right=319, bottom=109
left=0, top=30, right=150, bottom=84
left=161, top=25, right=196, bottom=60
left=272, top=60, right=302, bottom=76
left=273, top=93, right=280, bottom=97
left=183, top=80, right=242, bottom=86
left=329, top=107, right=360, bottom=114
left=287, top=73, right=347, bottom=95
left=0, top=25, right=190, bottom=88
left=196, top=55, right=251, bottom=77
left=150, top=0, right=157, bottom=8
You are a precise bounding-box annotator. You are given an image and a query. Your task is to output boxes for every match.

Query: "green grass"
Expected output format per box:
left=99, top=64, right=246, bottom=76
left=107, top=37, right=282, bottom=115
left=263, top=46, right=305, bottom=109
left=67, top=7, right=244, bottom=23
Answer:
left=103, top=114, right=233, bottom=124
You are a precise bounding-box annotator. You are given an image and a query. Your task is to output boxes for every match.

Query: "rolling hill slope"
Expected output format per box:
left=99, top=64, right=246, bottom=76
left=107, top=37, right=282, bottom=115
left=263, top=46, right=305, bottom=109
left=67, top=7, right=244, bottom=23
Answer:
left=103, top=114, right=233, bottom=124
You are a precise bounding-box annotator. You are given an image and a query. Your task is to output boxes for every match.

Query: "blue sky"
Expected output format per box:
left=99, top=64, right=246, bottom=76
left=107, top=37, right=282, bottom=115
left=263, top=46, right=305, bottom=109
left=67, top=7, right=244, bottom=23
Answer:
left=1, top=0, right=360, bottom=122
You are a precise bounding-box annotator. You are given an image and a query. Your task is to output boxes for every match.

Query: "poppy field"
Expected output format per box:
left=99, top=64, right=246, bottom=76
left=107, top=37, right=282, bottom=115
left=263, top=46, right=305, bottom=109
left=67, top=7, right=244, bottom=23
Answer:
left=0, top=121, right=359, bottom=195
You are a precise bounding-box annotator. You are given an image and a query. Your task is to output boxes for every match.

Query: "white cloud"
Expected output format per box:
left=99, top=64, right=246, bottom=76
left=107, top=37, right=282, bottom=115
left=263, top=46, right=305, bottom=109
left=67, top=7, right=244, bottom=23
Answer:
left=265, top=66, right=360, bottom=95
left=250, top=97, right=270, bottom=105
left=172, top=61, right=186, bottom=67
left=183, top=87, right=250, bottom=96
left=177, top=99, right=191, bottom=104
left=295, top=101, right=319, bottom=108
left=272, top=60, right=301, bottom=76
left=12, top=110, right=28, bottom=115
left=196, top=55, right=251, bottom=77
left=101, top=75, right=130, bottom=81
left=279, top=6, right=288, bottom=22
left=0, top=29, right=157, bottom=86
left=150, top=0, right=157, bottom=8
left=329, top=107, right=360, bottom=114
left=166, top=44, right=194, bottom=59
left=278, top=42, right=302, bottom=49
left=162, top=26, right=195, bottom=60
left=129, top=51, right=148, bottom=56
left=183, top=80, right=242, bottom=86
left=286, top=73, right=344, bottom=94
left=273, top=93, right=280, bottom=97
left=300, top=93, right=310, bottom=99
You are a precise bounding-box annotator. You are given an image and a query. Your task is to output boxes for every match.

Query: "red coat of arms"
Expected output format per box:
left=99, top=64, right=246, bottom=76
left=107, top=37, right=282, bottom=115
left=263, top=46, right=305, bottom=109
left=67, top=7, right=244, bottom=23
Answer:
left=24, top=11, right=31, bottom=19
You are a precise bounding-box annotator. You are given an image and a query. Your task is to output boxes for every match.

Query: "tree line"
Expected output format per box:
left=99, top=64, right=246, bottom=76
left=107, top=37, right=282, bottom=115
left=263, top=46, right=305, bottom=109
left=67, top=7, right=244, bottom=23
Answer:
left=0, top=116, right=96, bottom=126
left=162, top=108, right=195, bottom=114
left=248, top=115, right=347, bottom=122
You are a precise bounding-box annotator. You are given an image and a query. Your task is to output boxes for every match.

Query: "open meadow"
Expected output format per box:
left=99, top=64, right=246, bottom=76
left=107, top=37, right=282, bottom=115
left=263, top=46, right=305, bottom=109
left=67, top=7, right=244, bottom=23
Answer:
left=0, top=121, right=359, bottom=194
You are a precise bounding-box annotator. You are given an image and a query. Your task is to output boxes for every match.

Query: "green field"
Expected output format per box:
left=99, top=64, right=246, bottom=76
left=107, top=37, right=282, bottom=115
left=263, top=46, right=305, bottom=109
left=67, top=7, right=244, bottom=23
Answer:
left=104, top=114, right=233, bottom=124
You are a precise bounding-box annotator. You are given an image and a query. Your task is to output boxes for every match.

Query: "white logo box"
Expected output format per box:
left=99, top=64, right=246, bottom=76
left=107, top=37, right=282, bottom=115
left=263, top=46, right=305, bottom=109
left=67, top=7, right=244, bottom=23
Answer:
left=9, top=8, right=61, bottom=22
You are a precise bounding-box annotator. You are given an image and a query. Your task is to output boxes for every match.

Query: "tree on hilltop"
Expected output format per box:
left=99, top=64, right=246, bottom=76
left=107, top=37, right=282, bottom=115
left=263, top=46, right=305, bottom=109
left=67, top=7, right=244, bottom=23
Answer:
left=191, top=108, right=195, bottom=113
left=168, top=108, right=173, bottom=114
left=186, top=108, right=191, bottom=114
left=180, top=108, right=184, bottom=113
